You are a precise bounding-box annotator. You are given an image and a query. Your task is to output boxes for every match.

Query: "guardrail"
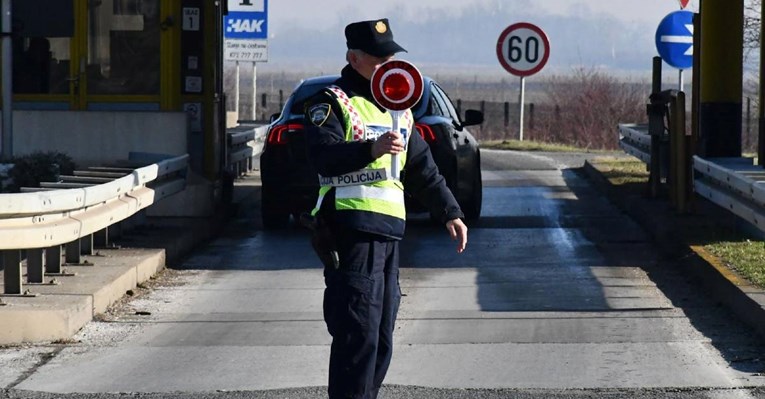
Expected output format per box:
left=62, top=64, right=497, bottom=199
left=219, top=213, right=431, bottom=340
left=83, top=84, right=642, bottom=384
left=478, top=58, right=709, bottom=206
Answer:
left=693, top=156, right=765, bottom=233
left=619, top=123, right=765, bottom=234
left=226, top=125, right=267, bottom=176
left=616, top=58, right=765, bottom=237
left=0, top=153, right=189, bottom=296
left=618, top=123, right=651, bottom=164
left=618, top=90, right=692, bottom=212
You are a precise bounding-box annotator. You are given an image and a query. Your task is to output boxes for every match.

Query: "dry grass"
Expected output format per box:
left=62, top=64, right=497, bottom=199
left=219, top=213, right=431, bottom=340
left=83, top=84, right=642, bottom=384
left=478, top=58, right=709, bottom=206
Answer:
left=481, top=139, right=612, bottom=153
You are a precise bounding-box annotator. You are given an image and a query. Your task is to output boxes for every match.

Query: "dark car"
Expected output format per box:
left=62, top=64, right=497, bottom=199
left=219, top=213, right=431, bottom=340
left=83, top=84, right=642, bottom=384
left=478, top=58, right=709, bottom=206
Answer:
left=260, top=75, right=483, bottom=229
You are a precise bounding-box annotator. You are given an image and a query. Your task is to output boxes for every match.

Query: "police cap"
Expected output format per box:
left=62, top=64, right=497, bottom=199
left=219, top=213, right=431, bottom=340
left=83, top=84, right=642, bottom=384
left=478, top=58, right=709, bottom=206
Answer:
left=345, top=18, right=407, bottom=58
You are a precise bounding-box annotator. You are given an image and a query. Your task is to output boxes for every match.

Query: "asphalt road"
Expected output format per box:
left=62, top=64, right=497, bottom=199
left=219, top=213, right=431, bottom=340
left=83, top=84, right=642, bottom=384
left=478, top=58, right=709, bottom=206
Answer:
left=3, top=149, right=765, bottom=399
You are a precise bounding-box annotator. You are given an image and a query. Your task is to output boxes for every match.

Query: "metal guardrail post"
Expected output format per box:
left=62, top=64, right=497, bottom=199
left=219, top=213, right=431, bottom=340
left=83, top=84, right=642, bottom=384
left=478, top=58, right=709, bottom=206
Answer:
left=648, top=57, right=665, bottom=198
left=668, top=91, right=692, bottom=213
left=647, top=102, right=666, bottom=197
left=65, top=240, right=81, bottom=265
left=45, top=245, right=62, bottom=274
left=27, top=248, right=45, bottom=284
left=80, top=235, right=94, bottom=256
left=2, top=250, right=22, bottom=295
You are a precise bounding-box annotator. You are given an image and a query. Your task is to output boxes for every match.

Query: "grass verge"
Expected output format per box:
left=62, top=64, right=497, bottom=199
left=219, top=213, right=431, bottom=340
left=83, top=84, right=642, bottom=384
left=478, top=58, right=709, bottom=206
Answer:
left=706, top=241, right=765, bottom=287
left=587, top=156, right=765, bottom=289
left=481, top=139, right=611, bottom=153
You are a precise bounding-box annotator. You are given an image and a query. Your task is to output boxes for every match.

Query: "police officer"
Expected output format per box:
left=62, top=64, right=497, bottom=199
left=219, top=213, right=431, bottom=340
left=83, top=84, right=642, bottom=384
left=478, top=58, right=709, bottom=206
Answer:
left=304, top=18, right=468, bottom=399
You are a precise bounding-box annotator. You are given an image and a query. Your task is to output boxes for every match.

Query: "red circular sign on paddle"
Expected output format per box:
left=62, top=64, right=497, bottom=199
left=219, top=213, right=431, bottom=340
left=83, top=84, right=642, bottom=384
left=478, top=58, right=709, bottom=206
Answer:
left=370, top=60, right=424, bottom=111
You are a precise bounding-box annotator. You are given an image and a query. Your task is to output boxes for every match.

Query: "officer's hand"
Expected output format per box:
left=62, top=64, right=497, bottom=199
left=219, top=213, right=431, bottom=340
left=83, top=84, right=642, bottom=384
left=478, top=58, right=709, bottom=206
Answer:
left=446, top=218, right=468, bottom=253
left=371, top=131, right=405, bottom=159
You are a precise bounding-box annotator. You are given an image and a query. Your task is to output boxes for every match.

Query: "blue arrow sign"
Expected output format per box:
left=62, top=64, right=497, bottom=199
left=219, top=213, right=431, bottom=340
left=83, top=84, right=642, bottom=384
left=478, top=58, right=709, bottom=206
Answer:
left=655, top=10, right=694, bottom=70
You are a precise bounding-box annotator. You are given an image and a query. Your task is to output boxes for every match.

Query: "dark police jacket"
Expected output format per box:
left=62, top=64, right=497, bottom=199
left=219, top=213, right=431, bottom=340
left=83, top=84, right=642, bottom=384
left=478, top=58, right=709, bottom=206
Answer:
left=305, top=65, right=464, bottom=240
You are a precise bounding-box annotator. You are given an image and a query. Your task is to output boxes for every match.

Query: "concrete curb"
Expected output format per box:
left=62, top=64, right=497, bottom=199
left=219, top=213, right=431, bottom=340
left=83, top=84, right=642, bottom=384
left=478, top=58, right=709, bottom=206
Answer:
left=0, top=249, right=164, bottom=345
left=0, top=181, right=244, bottom=345
left=581, top=159, right=765, bottom=338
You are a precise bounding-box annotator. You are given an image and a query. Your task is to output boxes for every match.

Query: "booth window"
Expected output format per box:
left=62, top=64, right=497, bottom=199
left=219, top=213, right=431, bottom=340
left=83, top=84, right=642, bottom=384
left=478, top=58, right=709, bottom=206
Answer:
left=11, top=0, right=73, bottom=94
left=87, top=0, right=161, bottom=95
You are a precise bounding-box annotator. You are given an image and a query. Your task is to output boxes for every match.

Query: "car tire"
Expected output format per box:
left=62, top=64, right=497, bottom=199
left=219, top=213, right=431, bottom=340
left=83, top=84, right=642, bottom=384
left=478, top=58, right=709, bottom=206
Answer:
left=462, top=155, right=482, bottom=221
left=261, top=185, right=290, bottom=230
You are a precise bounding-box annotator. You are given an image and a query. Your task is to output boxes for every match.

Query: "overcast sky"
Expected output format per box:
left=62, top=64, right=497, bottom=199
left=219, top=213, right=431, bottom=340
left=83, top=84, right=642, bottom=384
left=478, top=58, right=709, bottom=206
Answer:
left=269, top=0, right=694, bottom=29
left=257, top=0, right=701, bottom=75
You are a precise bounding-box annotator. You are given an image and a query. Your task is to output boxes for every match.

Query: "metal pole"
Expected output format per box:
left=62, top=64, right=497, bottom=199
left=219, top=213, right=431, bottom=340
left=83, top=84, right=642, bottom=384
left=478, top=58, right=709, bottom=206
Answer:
left=649, top=56, right=663, bottom=198
left=3, top=250, right=22, bottom=295
left=251, top=62, right=257, bottom=121
left=234, top=61, right=240, bottom=122
left=1, top=0, right=12, bottom=161
left=390, top=110, right=402, bottom=180
left=757, top=1, right=765, bottom=166
left=679, top=69, right=684, bottom=92
left=518, top=76, right=526, bottom=141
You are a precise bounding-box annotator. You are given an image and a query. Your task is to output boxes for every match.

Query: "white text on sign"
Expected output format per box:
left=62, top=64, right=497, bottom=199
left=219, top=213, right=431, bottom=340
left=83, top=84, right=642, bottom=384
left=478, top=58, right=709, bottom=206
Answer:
left=227, top=18, right=264, bottom=33
left=182, top=8, right=200, bottom=31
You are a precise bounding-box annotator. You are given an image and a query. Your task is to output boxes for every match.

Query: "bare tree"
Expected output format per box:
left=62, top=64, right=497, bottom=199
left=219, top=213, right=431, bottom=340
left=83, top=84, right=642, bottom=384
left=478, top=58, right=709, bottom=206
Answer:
left=745, top=0, right=761, bottom=50
left=743, top=0, right=762, bottom=153
left=534, top=67, right=647, bottom=150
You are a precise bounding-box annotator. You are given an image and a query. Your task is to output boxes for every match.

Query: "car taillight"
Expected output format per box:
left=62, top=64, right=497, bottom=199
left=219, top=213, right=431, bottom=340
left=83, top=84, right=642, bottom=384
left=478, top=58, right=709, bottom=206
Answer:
left=267, top=123, right=304, bottom=145
left=415, top=123, right=436, bottom=143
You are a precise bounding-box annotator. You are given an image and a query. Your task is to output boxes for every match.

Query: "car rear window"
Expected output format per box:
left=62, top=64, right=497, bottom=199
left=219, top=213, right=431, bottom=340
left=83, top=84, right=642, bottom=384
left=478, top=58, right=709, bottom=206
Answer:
left=289, top=81, right=333, bottom=115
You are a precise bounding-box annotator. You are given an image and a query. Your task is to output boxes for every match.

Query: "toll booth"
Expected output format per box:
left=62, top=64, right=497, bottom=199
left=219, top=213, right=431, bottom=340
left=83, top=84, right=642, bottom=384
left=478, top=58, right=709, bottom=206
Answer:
left=2, top=0, right=226, bottom=209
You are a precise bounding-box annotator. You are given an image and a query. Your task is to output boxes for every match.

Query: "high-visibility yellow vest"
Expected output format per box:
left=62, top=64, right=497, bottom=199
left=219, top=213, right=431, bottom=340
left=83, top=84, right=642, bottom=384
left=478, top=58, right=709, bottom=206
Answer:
left=312, top=85, right=413, bottom=222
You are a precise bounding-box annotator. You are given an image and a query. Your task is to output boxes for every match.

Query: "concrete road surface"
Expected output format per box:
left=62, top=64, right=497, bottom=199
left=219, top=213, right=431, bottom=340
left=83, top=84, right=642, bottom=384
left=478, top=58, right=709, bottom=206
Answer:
left=3, top=149, right=765, bottom=399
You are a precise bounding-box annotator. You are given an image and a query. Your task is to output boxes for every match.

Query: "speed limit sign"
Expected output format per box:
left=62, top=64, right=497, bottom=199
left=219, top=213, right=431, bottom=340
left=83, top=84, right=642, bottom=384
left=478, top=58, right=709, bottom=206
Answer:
left=496, top=22, right=550, bottom=77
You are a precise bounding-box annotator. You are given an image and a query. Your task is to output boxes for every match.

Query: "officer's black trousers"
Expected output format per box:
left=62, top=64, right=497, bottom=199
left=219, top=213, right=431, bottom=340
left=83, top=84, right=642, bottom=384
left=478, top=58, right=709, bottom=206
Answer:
left=323, top=230, right=401, bottom=399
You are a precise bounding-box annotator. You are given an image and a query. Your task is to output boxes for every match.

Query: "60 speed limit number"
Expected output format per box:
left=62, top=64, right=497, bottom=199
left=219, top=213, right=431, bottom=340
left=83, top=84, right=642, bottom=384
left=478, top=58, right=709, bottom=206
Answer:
left=496, top=22, right=550, bottom=77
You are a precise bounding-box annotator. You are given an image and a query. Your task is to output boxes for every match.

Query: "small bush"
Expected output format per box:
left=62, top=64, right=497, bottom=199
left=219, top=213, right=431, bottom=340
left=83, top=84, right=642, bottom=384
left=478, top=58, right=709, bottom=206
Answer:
left=4, top=151, right=76, bottom=193
left=533, top=68, right=648, bottom=150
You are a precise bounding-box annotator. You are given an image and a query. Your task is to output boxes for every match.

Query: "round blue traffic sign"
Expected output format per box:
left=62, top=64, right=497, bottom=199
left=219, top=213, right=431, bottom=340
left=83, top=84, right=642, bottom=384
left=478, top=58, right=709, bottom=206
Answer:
left=655, top=10, right=694, bottom=70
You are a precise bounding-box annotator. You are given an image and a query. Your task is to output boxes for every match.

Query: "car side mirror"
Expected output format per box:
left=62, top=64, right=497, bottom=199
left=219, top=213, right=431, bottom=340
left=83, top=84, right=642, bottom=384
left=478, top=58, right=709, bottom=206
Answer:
left=463, top=109, right=484, bottom=127
left=269, top=113, right=280, bottom=123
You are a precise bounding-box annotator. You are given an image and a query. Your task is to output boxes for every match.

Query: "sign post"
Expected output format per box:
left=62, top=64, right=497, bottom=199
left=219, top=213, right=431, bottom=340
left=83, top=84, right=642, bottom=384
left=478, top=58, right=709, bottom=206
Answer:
left=655, top=10, right=694, bottom=91
left=370, top=60, right=424, bottom=180
left=496, top=22, right=550, bottom=141
left=1, top=0, right=12, bottom=160
left=225, top=0, right=268, bottom=121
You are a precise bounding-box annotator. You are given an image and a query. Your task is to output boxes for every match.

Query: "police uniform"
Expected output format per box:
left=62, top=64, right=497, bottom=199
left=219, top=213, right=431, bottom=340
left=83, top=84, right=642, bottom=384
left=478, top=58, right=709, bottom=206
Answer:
left=304, top=18, right=464, bottom=399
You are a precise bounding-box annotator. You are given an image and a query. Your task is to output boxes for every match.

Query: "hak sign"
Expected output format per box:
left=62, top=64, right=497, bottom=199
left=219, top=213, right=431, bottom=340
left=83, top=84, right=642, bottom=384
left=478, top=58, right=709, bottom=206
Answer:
left=225, top=0, right=268, bottom=61
left=225, top=0, right=267, bottom=39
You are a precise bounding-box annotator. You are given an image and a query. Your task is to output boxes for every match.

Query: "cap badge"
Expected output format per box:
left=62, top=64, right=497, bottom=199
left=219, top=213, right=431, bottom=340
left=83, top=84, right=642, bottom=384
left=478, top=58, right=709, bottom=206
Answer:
left=375, top=21, right=387, bottom=34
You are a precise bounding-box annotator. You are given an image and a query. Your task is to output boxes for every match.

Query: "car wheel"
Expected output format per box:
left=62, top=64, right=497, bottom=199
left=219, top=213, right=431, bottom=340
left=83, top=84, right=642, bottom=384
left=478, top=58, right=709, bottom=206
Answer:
left=261, top=185, right=290, bottom=229
left=462, top=158, right=482, bottom=221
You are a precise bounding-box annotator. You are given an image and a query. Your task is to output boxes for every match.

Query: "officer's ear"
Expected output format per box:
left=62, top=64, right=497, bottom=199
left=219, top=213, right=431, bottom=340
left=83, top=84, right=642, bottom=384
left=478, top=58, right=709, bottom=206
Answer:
left=347, top=49, right=361, bottom=67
